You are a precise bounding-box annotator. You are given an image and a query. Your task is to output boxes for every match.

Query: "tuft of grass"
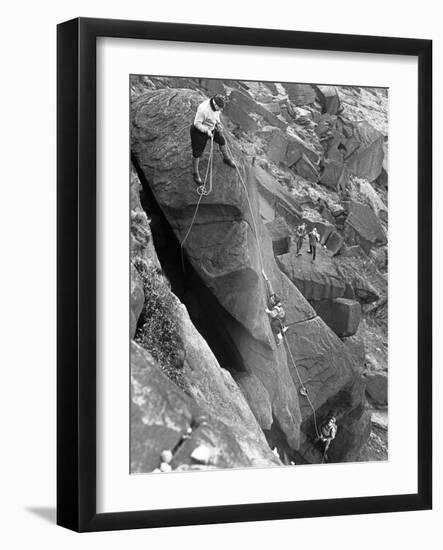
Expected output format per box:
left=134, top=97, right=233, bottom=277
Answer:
left=132, top=258, right=186, bottom=390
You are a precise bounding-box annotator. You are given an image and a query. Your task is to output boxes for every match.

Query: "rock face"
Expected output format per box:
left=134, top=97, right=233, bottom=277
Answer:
left=346, top=122, right=385, bottom=182
left=130, top=167, right=280, bottom=472
left=131, top=88, right=369, bottom=462
left=343, top=201, right=387, bottom=253
left=277, top=249, right=346, bottom=301
left=316, top=85, right=341, bottom=115
left=226, top=89, right=287, bottom=132
left=365, top=371, right=388, bottom=406
left=131, top=341, right=270, bottom=472
left=312, top=298, right=362, bottom=337
left=284, top=83, right=316, bottom=105
left=265, top=217, right=291, bottom=256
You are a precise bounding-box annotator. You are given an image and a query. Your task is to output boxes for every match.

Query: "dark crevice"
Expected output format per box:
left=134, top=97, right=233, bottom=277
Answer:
left=132, top=156, right=249, bottom=375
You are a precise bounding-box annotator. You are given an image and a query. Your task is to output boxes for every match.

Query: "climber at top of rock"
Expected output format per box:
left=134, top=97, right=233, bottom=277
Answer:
left=318, top=416, right=338, bottom=462
left=307, top=227, right=322, bottom=263
left=293, top=222, right=307, bottom=257
left=190, top=94, right=236, bottom=185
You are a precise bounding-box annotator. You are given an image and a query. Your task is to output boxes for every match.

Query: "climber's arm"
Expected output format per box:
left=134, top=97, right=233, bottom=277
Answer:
left=194, top=104, right=212, bottom=135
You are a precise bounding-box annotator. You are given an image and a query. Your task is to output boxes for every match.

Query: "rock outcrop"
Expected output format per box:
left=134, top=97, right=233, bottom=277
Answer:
left=131, top=88, right=369, bottom=462
left=277, top=249, right=346, bottom=301
left=130, top=167, right=280, bottom=471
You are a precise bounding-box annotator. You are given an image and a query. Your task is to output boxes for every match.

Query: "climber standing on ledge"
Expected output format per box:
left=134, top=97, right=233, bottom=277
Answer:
left=307, top=227, right=321, bottom=262
left=190, top=94, right=236, bottom=185
left=293, top=222, right=307, bottom=256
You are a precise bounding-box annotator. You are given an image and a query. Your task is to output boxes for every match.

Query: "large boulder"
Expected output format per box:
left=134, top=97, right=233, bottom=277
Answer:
left=343, top=200, right=387, bottom=253
left=234, top=372, right=273, bottom=429
left=312, top=297, right=361, bottom=337
left=325, top=230, right=345, bottom=255
left=131, top=341, right=276, bottom=472
left=293, top=153, right=320, bottom=182
left=176, top=301, right=279, bottom=465
left=365, top=371, right=388, bottom=407
left=345, top=121, right=385, bottom=182
left=131, top=88, right=369, bottom=459
left=225, top=89, right=287, bottom=132
left=277, top=249, right=346, bottom=301
left=334, top=256, right=384, bottom=304
left=319, top=158, right=348, bottom=190
left=284, top=83, right=316, bottom=105
left=286, top=131, right=320, bottom=165
left=265, top=217, right=291, bottom=256
left=316, top=85, right=341, bottom=115
left=254, top=165, right=304, bottom=227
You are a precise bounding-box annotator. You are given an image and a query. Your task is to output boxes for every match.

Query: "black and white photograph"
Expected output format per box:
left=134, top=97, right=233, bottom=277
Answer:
left=130, top=76, right=389, bottom=473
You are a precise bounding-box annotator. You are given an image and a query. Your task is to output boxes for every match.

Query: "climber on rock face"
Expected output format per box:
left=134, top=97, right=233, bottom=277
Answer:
left=190, top=94, right=236, bottom=185
left=319, top=416, right=337, bottom=462
left=307, top=227, right=321, bottom=262
left=265, top=293, right=288, bottom=347
left=293, top=222, right=307, bottom=256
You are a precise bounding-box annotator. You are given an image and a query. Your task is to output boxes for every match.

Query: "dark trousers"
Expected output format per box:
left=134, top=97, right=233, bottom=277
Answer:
left=296, top=238, right=304, bottom=254
left=309, top=245, right=317, bottom=260
left=190, top=124, right=226, bottom=158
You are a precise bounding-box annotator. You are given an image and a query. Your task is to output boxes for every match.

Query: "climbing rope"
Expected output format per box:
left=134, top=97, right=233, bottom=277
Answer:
left=224, top=137, right=266, bottom=277
left=180, top=129, right=323, bottom=449
left=180, top=136, right=214, bottom=268
left=283, top=333, right=321, bottom=440
left=225, top=134, right=323, bottom=445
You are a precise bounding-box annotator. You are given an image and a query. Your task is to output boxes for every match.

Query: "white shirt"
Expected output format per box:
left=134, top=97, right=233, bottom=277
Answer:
left=193, top=99, right=220, bottom=134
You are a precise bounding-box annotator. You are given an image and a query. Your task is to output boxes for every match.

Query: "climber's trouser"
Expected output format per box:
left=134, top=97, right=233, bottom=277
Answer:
left=192, top=157, right=202, bottom=185
left=308, top=244, right=317, bottom=261
left=296, top=237, right=304, bottom=255
left=190, top=124, right=225, bottom=158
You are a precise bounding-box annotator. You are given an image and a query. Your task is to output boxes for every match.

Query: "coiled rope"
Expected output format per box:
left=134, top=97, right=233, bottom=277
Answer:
left=180, top=136, right=214, bottom=268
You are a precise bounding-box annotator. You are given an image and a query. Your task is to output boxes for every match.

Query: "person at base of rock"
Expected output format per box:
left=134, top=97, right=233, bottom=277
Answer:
left=265, top=293, right=288, bottom=347
left=319, top=416, right=338, bottom=462
left=307, top=227, right=321, bottom=262
left=190, top=94, right=236, bottom=185
left=293, top=222, right=307, bottom=256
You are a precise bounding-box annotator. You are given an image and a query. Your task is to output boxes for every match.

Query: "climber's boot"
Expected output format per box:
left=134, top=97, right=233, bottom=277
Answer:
left=192, top=157, right=202, bottom=185
left=220, top=145, right=236, bottom=168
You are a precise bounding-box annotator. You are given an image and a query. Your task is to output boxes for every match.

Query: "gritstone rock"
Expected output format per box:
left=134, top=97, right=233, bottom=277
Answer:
left=316, top=85, right=341, bottom=115
left=343, top=201, right=387, bottom=253
left=226, top=89, right=287, bottom=132
left=234, top=372, right=273, bottom=429
left=345, top=121, right=385, bottom=182
left=131, top=341, right=253, bottom=472
left=265, top=217, right=291, bottom=256
left=277, top=249, right=346, bottom=301
left=283, top=83, right=316, bottom=105
left=325, top=230, right=345, bottom=255
left=293, top=153, right=320, bottom=182
left=131, top=88, right=369, bottom=458
left=365, top=371, right=388, bottom=407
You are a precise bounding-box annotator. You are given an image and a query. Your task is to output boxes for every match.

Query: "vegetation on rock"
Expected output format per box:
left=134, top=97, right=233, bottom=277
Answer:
left=132, top=257, right=186, bottom=391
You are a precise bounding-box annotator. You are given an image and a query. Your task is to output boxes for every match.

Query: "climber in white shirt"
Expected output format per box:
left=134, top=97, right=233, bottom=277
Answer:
left=190, top=94, right=236, bottom=185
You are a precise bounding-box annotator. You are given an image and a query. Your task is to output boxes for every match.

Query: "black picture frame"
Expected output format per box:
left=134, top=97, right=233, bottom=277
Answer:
left=57, top=17, right=432, bottom=532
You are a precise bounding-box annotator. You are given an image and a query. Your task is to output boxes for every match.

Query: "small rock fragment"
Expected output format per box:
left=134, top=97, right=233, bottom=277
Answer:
left=160, top=450, right=173, bottom=464
left=190, top=445, right=212, bottom=464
